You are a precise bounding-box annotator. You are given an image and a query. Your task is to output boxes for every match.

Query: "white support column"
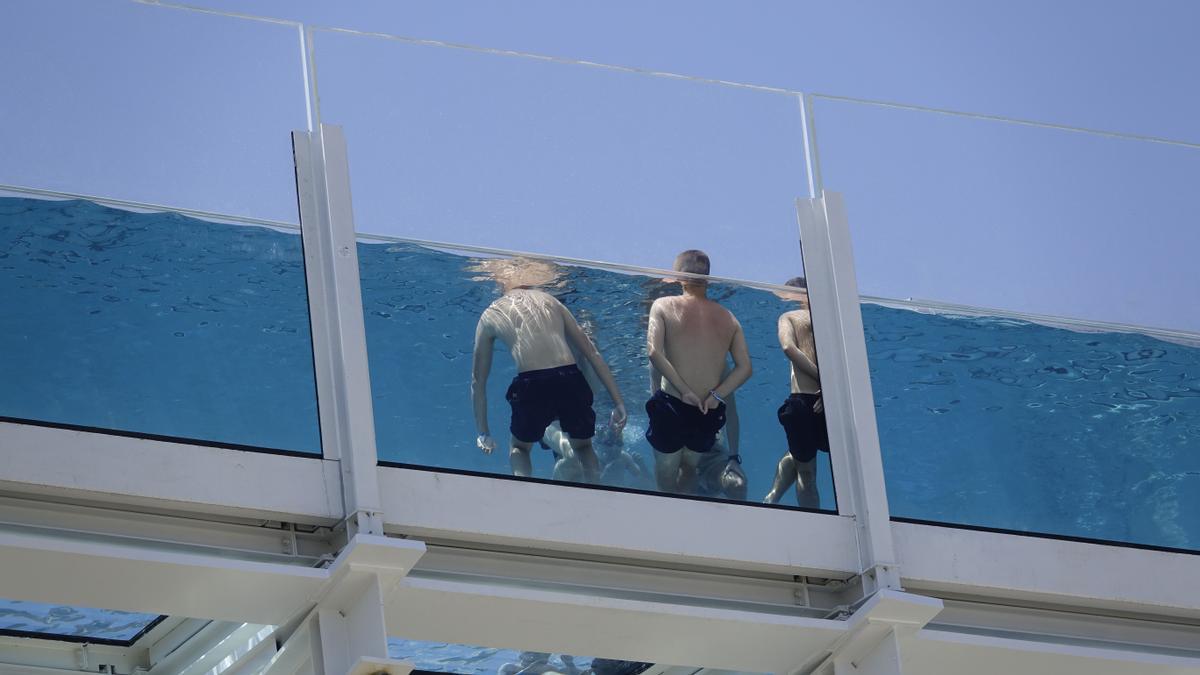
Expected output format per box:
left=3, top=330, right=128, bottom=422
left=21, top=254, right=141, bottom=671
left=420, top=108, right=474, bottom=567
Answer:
left=310, top=575, right=410, bottom=675
left=795, top=193, right=899, bottom=593
left=264, top=535, right=425, bottom=675
left=831, top=629, right=902, bottom=675
left=293, top=125, right=384, bottom=538
left=806, top=590, right=942, bottom=675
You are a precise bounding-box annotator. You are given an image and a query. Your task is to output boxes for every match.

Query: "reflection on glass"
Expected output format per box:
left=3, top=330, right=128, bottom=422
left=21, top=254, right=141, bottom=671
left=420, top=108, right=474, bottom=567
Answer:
left=813, top=97, right=1200, bottom=549
left=314, top=30, right=809, bottom=284
left=0, top=598, right=162, bottom=644
left=0, top=196, right=321, bottom=454
left=387, top=637, right=651, bottom=675
left=361, top=239, right=837, bottom=511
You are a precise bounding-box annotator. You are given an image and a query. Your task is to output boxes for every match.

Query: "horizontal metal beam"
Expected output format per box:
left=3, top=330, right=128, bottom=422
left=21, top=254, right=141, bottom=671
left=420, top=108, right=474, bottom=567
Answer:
left=386, top=574, right=847, bottom=673
left=894, top=521, right=1200, bottom=619
left=0, top=422, right=342, bottom=524
left=379, top=466, right=860, bottom=578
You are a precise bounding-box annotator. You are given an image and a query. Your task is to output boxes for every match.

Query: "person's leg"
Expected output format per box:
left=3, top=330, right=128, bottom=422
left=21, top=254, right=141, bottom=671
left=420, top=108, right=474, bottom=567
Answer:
left=654, top=449, right=683, bottom=492
left=764, top=452, right=797, bottom=503
left=720, top=460, right=747, bottom=501
left=566, top=437, right=600, bottom=483
left=509, top=437, right=535, bottom=477
left=676, top=447, right=703, bottom=494
left=795, top=458, right=820, bottom=509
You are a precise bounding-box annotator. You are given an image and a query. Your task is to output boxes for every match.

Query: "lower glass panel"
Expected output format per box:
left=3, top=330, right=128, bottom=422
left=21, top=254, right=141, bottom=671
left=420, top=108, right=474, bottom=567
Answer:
left=0, top=195, right=321, bottom=454
left=0, top=598, right=162, bottom=644
left=362, top=238, right=837, bottom=511
left=865, top=301, right=1200, bottom=550
left=388, top=639, right=615, bottom=675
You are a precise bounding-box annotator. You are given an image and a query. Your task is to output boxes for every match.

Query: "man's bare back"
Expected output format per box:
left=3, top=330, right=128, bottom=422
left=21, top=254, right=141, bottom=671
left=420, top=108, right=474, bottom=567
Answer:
left=649, top=294, right=740, bottom=400
left=479, top=289, right=576, bottom=373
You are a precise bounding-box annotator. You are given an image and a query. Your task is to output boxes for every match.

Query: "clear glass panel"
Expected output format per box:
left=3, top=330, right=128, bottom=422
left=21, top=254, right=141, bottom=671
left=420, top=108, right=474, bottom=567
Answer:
left=320, top=31, right=837, bottom=510
left=388, top=638, right=612, bottom=675
left=0, top=598, right=162, bottom=644
left=312, top=30, right=810, bottom=284
left=0, top=193, right=321, bottom=454
left=359, top=238, right=837, bottom=511
left=0, top=0, right=308, bottom=223
left=813, top=97, right=1200, bottom=550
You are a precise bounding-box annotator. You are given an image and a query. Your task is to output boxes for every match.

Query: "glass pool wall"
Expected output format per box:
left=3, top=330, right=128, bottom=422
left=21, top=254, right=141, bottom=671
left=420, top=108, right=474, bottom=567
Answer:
left=0, top=0, right=320, bottom=455
left=812, top=96, right=1200, bottom=550
left=359, top=238, right=839, bottom=510
left=0, top=194, right=322, bottom=454
left=310, top=25, right=841, bottom=510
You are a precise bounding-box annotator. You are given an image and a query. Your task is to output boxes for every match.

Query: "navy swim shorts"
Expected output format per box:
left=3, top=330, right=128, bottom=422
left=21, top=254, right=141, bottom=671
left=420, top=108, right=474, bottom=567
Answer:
left=506, top=364, right=596, bottom=443
left=777, top=392, right=829, bottom=462
left=644, top=390, right=727, bottom=454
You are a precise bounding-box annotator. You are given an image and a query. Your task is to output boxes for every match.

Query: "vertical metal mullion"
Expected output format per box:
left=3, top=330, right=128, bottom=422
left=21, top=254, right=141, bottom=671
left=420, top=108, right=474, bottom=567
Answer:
left=294, top=133, right=340, bottom=462
left=797, top=94, right=899, bottom=592
left=795, top=198, right=857, bottom=520
left=812, top=193, right=899, bottom=592
left=294, top=125, right=384, bottom=538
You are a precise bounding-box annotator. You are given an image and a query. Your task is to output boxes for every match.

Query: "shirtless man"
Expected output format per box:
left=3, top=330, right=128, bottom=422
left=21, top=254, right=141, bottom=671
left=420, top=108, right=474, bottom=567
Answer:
left=645, top=250, right=752, bottom=493
left=471, top=258, right=627, bottom=481
left=764, top=276, right=829, bottom=508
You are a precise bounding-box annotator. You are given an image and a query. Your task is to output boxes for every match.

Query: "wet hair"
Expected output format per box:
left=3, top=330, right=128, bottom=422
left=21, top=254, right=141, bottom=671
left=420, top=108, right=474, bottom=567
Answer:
left=673, top=249, right=711, bottom=277
left=784, top=276, right=807, bottom=289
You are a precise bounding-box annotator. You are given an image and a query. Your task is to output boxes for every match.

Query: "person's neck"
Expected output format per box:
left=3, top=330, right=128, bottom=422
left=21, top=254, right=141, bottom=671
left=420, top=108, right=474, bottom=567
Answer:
left=681, top=282, right=708, bottom=299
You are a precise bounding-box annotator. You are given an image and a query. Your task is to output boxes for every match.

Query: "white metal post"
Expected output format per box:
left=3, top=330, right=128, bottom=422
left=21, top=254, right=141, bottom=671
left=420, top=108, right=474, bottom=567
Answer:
left=294, top=125, right=384, bottom=538
left=796, top=193, right=900, bottom=593
left=797, top=91, right=899, bottom=593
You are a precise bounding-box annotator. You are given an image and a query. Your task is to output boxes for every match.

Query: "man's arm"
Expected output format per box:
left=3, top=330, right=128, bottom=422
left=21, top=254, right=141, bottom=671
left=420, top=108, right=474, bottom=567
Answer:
left=724, top=390, right=739, bottom=455
left=646, top=299, right=702, bottom=408
left=778, top=313, right=819, bottom=380
left=471, top=314, right=497, bottom=452
left=560, top=302, right=627, bottom=428
left=703, top=320, right=752, bottom=411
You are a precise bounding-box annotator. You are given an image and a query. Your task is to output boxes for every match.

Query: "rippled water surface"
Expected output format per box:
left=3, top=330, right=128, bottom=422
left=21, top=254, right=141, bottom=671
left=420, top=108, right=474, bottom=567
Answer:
left=387, top=639, right=595, bottom=675
left=0, top=197, right=320, bottom=452
left=865, top=305, right=1200, bottom=548
left=0, top=599, right=159, bottom=642
left=1, top=196, right=1197, bottom=549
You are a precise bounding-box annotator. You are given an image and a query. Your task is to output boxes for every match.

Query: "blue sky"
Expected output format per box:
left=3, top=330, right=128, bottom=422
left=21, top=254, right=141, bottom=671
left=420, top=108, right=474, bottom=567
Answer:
left=2, top=0, right=1197, bottom=329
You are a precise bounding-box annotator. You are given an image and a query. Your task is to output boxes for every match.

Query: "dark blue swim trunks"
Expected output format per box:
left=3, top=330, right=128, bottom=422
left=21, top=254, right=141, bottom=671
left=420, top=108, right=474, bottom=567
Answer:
left=506, top=364, right=595, bottom=443
left=644, top=390, right=727, bottom=454
left=777, top=392, right=829, bottom=462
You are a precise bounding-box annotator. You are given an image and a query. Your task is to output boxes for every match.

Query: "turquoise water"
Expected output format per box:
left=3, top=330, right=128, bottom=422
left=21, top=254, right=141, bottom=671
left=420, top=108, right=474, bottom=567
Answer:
left=387, top=639, right=597, bottom=675
left=357, top=238, right=838, bottom=508
left=866, top=305, right=1200, bottom=548
left=0, top=197, right=320, bottom=452
left=1, top=196, right=1197, bottom=550
left=0, top=599, right=159, bottom=642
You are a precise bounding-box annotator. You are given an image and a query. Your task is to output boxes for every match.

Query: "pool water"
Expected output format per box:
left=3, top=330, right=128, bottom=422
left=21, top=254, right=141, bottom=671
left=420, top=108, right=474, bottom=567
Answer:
left=1, top=197, right=1197, bottom=549
left=0, top=599, right=159, bottom=642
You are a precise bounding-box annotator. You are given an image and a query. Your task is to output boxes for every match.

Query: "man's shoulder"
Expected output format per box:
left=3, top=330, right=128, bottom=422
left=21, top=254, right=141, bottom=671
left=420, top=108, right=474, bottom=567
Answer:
left=649, top=295, right=676, bottom=311
left=781, top=308, right=811, bottom=323
left=711, top=300, right=740, bottom=325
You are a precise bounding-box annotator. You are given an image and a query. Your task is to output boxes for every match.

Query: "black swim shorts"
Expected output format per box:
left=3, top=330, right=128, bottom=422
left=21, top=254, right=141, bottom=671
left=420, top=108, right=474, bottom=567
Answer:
left=644, top=390, right=727, bottom=454
left=506, top=364, right=596, bottom=443
left=777, top=392, right=830, bottom=462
